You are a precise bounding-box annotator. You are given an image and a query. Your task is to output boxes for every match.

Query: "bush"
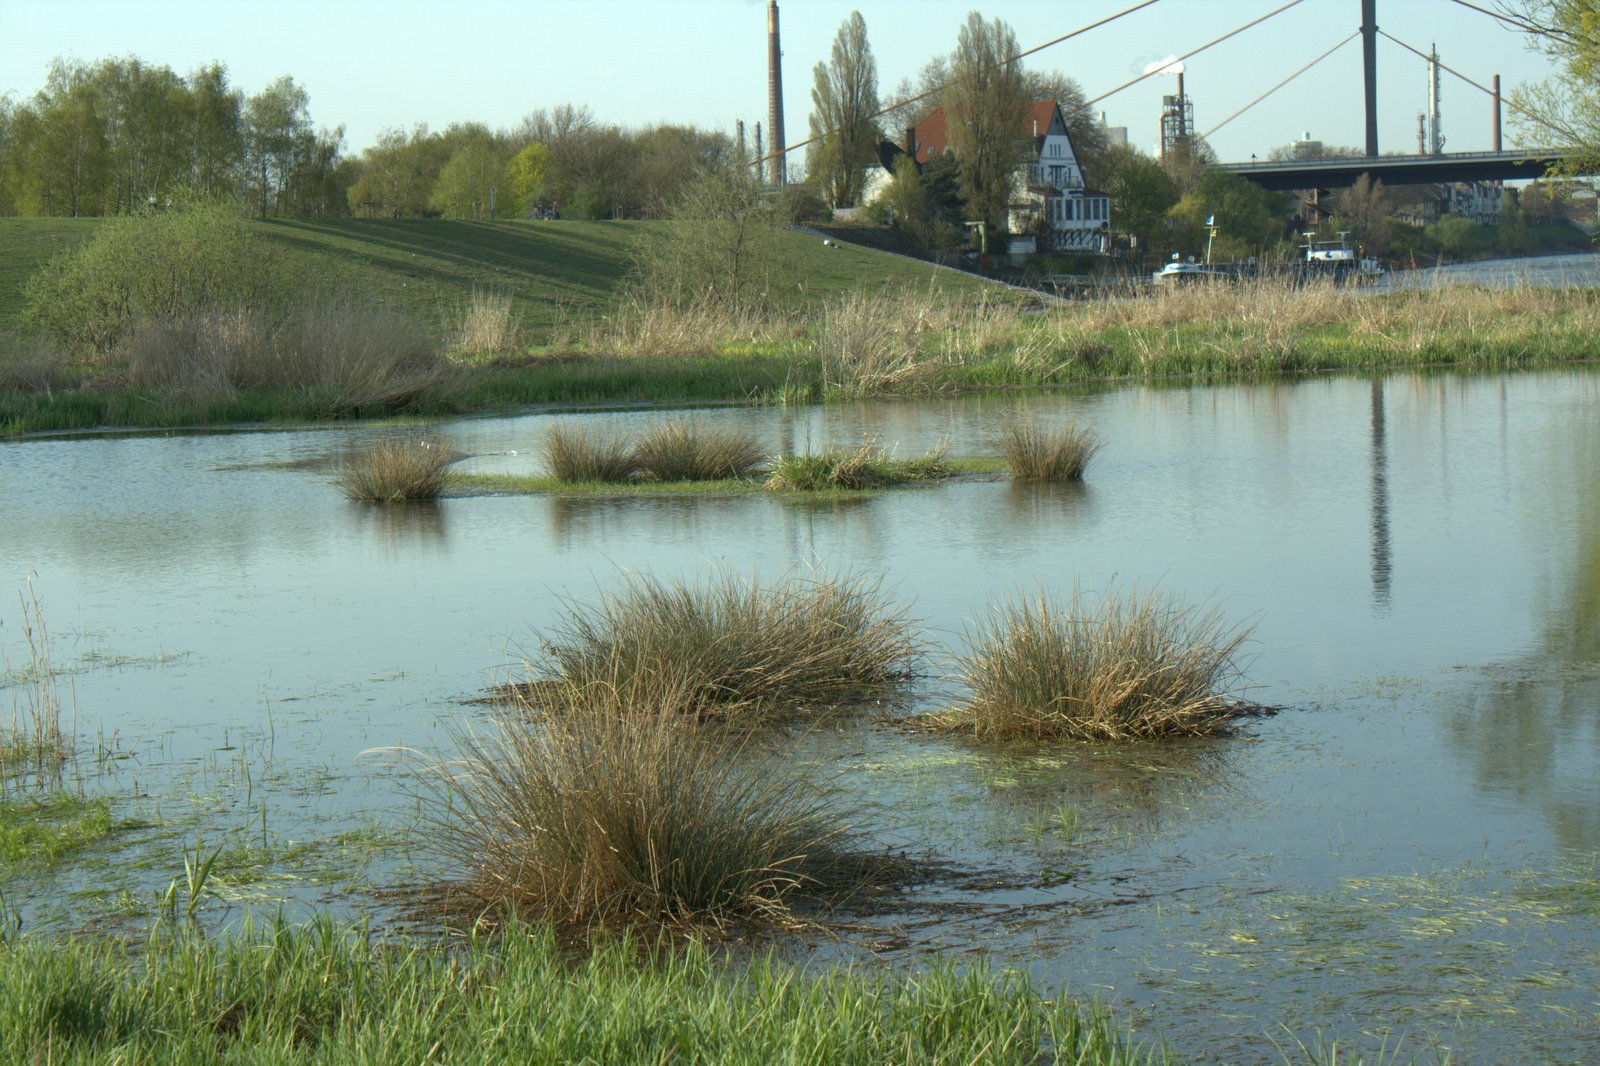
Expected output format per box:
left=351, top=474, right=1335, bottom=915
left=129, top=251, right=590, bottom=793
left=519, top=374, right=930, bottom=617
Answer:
left=993, top=415, right=1100, bottom=480
left=414, top=709, right=879, bottom=926
left=23, top=199, right=284, bottom=350
left=631, top=419, right=765, bottom=481
left=337, top=438, right=452, bottom=502
left=940, top=584, right=1254, bottom=741
left=521, top=570, right=924, bottom=717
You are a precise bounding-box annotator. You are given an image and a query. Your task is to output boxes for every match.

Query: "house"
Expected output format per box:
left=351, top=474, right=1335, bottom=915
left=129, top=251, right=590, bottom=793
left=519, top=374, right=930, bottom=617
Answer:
left=906, top=100, right=1111, bottom=252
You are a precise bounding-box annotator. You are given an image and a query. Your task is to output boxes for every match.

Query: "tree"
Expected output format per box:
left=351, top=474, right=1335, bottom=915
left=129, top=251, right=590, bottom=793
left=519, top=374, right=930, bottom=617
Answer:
left=244, top=75, right=311, bottom=217
left=502, top=143, right=549, bottom=216
left=944, top=12, right=1028, bottom=248
left=185, top=63, right=243, bottom=200
left=347, top=124, right=439, bottom=218
left=1425, top=214, right=1483, bottom=258
left=1096, top=143, right=1178, bottom=248
left=1168, top=170, right=1288, bottom=258
left=1504, top=1, right=1600, bottom=173
left=1497, top=188, right=1536, bottom=252
left=429, top=122, right=506, bottom=219
left=883, top=152, right=959, bottom=250
left=808, top=11, right=881, bottom=209
left=1332, top=174, right=1393, bottom=256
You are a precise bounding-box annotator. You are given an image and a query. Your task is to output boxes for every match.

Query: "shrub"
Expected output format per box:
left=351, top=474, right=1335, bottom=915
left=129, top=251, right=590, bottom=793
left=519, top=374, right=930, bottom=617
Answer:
left=631, top=419, right=765, bottom=481
left=940, top=584, right=1254, bottom=741
left=993, top=415, right=1100, bottom=480
left=413, top=710, right=879, bottom=926
left=337, top=438, right=452, bottom=502
left=23, top=198, right=284, bottom=350
left=522, top=570, right=924, bottom=717
left=540, top=422, right=636, bottom=483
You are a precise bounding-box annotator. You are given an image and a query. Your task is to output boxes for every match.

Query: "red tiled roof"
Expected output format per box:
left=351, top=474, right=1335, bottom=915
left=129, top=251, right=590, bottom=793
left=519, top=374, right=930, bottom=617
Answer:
left=911, top=100, right=1062, bottom=163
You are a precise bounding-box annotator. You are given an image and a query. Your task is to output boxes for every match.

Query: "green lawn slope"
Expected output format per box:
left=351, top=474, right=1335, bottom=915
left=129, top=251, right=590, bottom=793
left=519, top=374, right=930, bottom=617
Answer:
left=0, top=217, right=988, bottom=337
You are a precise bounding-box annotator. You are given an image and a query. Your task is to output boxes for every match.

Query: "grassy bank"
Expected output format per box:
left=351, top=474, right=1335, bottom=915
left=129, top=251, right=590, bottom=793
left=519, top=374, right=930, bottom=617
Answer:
left=0, top=917, right=1172, bottom=1065
left=3, top=215, right=1598, bottom=436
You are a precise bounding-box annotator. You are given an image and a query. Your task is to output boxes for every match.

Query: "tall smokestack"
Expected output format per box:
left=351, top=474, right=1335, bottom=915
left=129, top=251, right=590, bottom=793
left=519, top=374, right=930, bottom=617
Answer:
left=767, top=1, right=786, bottom=186
left=1493, top=73, right=1502, bottom=152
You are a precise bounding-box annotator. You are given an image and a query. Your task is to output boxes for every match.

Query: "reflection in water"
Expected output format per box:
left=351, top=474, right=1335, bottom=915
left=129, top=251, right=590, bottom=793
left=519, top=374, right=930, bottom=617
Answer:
left=1369, top=379, right=1392, bottom=614
left=347, top=500, right=449, bottom=553
left=1003, top=480, right=1094, bottom=533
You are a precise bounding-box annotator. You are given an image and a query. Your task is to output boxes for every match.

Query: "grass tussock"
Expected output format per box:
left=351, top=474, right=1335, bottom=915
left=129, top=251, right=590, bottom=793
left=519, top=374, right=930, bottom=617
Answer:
left=764, top=441, right=952, bottom=491
left=337, top=438, right=453, bottom=502
left=120, top=301, right=449, bottom=413
left=414, top=711, right=881, bottom=928
left=940, top=584, right=1254, bottom=741
left=540, top=421, right=638, bottom=483
left=631, top=418, right=766, bottom=481
left=994, top=415, right=1101, bottom=480
left=816, top=289, right=940, bottom=398
left=520, top=571, right=923, bottom=718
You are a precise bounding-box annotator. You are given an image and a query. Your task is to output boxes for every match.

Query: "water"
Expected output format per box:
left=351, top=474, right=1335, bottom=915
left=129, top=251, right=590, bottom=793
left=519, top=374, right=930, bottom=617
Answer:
left=3, top=371, right=1598, bottom=1063
left=1377, top=250, right=1600, bottom=291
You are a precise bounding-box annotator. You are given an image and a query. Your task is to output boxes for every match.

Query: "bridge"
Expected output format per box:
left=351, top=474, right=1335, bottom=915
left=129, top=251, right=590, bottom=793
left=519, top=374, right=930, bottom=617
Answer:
left=1223, top=149, right=1575, bottom=191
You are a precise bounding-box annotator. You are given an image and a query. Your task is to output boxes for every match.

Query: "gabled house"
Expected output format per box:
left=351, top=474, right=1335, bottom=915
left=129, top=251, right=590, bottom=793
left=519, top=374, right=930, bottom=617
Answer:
left=907, top=100, right=1111, bottom=252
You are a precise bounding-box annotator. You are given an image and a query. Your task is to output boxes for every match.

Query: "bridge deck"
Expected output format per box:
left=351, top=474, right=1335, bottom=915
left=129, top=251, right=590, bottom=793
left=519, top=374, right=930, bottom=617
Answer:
left=1222, top=150, right=1569, bottom=190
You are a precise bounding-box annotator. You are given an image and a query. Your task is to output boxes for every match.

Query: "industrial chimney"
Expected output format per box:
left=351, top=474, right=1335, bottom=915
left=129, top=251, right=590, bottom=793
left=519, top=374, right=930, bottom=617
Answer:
left=767, top=1, right=786, bottom=186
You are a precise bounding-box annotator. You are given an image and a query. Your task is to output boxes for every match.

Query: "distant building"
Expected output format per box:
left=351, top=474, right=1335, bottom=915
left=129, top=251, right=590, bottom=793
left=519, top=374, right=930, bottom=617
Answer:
left=905, top=100, right=1112, bottom=253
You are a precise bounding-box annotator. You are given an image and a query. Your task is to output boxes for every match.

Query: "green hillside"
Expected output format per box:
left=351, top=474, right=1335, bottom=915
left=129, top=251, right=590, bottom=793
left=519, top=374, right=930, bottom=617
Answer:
left=0, top=217, right=982, bottom=337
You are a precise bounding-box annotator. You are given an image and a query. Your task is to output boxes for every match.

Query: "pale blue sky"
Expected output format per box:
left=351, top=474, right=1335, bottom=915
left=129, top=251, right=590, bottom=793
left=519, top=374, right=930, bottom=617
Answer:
left=0, top=0, right=1562, bottom=164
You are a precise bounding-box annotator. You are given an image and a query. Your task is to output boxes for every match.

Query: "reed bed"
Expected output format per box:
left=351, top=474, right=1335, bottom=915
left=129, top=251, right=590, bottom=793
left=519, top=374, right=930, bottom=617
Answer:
left=593, top=293, right=791, bottom=356
left=994, top=415, right=1101, bottom=480
left=0, top=916, right=1159, bottom=1064
left=765, top=442, right=951, bottom=491
left=631, top=418, right=765, bottom=481
left=522, top=571, right=923, bottom=717
left=540, top=421, right=637, bottom=482
left=120, top=301, right=448, bottom=412
left=414, top=710, right=880, bottom=928
left=336, top=438, right=452, bottom=502
left=446, top=289, right=521, bottom=359
left=0, top=333, right=69, bottom=393
left=816, top=289, right=940, bottom=398
left=939, top=584, right=1254, bottom=741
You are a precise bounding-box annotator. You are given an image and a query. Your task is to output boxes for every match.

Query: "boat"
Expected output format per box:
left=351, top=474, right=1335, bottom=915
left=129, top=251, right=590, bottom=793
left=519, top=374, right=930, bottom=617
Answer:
left=1152, top=258, right=1237, bottom=283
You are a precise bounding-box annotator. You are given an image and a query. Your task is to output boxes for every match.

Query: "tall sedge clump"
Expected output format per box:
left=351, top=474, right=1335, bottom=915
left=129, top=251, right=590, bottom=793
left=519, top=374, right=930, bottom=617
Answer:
left=942, top=583, right=1254, bottom=741
left=412, top=711, right=879, bottom=927
left=336, top=438, right=452, bottom=501
left=993, top=415, right=1101, bottom=480
left=523, top=570, right=924, bottom=717
left=540, top=421, right=637, bottom=483
left=631, top=419, right=766, bottom=481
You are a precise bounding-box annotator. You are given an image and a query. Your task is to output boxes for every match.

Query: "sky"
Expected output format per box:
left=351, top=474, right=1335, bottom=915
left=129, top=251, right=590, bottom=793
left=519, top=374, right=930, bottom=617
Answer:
left=0, top=0, right=1565, bottom=166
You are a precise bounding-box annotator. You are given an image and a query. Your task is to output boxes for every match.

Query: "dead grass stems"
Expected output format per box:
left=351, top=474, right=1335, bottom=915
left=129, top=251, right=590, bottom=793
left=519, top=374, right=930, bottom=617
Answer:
left=337, top=438, right=454, bottom=502
left=938, top=583, right=1255, bottom=741
left=993, top=415, right=1101, bottom=480
left=631, top=419, right=766, bottom=481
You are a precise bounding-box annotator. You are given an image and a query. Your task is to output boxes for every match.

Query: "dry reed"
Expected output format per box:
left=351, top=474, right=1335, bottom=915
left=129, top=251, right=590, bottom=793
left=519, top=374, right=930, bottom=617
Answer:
left=410, top=710, right=879, bottom=928
left=631, top=419, right=766, bottom=481
left=540, top=421, right=637, bottom=483
left=993, top=415, right=1101, bottom=480
left=522, top=571, right=924, bottom=717
left=0, top=333, right=70, bottom=393
left=816, top=290, right=940, bottom=397
left=940, top=583, right=1254, bottom=741
left=447, top=290, right=521, bottom=359
left=336, top=438, right=453, bottom=502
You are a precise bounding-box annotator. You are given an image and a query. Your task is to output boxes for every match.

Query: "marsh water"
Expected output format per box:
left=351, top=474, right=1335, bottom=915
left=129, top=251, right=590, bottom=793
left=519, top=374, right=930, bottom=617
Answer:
left=3, top=366, right=1599, bottom=1063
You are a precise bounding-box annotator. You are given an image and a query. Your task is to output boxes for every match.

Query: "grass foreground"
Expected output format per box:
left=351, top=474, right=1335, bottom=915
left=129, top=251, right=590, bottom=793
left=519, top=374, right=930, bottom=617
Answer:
left=0, top=916, right=1174, bottom=1065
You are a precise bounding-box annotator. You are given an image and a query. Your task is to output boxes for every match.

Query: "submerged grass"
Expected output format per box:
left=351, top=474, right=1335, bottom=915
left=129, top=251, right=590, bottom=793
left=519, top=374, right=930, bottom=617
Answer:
left=520, top=571, right=923, bottom=718
left=765, top=442, right=953, bottom=491
left=411, top=711, right=884, bottom=929
left=335, top=438, right=452, bottom=502
left=0, top=793, right=115, bottom=866
left=0, top=915, right=1172, bottom=1064
left=995, top=415, right=1101, bottom=480
left=938, top=584, right=1255, bottom=741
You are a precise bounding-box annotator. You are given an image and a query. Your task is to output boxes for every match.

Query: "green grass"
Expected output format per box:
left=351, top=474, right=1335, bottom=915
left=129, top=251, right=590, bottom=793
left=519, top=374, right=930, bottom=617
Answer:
left=765, top=443, right=954, bottom=490
left=0, top=793, right=137, bottom=867
left=0, top=916, right=1176, bottom=1065
left=448, top=458, right=1004, bottom=498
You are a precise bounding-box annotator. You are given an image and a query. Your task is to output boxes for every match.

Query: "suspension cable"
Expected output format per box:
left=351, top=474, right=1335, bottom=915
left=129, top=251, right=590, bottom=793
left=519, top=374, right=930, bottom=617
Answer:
left=1379, top=28, right=1580, bottom=146
left=754, top=0, right=1167, bottom=169
left=1084, top=0, right=1311, bottom=108
left=1199, top=31, right=1359, bottom=142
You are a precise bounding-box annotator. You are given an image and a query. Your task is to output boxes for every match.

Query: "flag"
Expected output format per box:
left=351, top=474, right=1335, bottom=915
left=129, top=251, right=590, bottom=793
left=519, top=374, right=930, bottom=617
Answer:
left=1206, top=215, right=1215, bottom=226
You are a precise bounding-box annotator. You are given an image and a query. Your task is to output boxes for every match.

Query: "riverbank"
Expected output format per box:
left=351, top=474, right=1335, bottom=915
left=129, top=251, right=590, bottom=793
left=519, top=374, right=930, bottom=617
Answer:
left=4, top=275, right=1597, bottom=437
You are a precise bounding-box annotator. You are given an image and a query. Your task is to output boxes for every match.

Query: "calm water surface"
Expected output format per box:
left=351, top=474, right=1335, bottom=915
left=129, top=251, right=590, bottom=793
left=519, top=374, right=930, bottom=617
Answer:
left=2, top=370, right=1598, bottom=1064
